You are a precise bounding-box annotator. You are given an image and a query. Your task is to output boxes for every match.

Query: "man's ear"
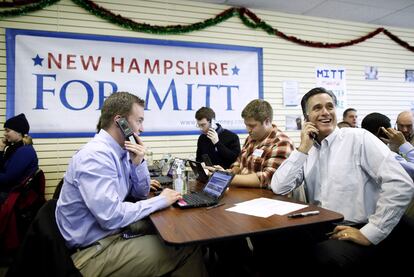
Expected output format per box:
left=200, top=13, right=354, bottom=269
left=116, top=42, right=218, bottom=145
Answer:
left=264, top=118, right=272, bottom=126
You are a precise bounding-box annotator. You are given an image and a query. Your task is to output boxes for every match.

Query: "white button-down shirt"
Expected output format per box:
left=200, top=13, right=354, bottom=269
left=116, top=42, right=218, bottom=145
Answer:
left=271, top=127, right=414, bottom=245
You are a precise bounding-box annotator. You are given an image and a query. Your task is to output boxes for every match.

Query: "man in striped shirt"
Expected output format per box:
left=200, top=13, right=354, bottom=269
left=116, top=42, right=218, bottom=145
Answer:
left=214, top=99, right=294, bottom=188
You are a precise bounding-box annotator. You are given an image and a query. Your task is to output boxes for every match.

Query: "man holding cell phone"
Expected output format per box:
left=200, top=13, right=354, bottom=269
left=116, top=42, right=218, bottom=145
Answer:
left=56, top=92, right=207, bottom=277
left=195, top=107, right=241, bottom=169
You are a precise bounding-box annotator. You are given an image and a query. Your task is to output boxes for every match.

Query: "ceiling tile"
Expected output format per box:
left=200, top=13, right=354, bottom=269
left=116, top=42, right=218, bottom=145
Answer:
left=371, top=11, right=414, bottom=28
left=305, top=1, right=392, bottom=23
left=226, top=0, right=325, bottom=14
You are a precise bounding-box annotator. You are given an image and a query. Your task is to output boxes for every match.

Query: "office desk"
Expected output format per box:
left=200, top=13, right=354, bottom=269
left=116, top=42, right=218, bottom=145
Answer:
left=149, top=187, right=343, bottom=245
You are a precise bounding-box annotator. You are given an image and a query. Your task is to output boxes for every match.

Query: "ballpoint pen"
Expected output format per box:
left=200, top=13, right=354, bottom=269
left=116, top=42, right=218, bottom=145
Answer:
left=206, top=202, right=225, bottom=210
left=287, top=210, right=320, bottom=218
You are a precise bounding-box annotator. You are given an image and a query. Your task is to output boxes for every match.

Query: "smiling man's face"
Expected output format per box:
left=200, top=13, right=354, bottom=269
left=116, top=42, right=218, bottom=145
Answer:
left=306, top=93, right=337, bottom=140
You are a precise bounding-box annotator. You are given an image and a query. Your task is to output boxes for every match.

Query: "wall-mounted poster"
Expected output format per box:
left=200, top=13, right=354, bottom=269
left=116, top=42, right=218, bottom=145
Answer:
left=365, top=66, right=378, bottom=80
left=285, top=115, right=302, bottom=130
left=283, top=80, right=299, bottom=107
left=6, top=29, right=263, bottom=138
left=406, top=70, right=414, bottom=82
left=315, top=66, right=347, bottom=116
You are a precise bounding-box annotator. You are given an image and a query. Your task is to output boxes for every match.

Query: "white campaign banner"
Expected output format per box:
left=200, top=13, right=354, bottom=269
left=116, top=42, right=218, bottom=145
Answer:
left=6, top=29, right=263, bottom=138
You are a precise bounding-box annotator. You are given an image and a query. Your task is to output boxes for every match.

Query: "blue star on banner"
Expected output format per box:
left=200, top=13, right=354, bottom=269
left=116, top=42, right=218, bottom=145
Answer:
left=32, top=54, right=44, bottom=66
left=231, top=65, right=240, bottom=75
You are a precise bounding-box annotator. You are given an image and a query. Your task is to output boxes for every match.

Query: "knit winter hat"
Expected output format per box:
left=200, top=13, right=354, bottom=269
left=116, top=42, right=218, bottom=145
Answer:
left=4, top=113, right=30, bottom=135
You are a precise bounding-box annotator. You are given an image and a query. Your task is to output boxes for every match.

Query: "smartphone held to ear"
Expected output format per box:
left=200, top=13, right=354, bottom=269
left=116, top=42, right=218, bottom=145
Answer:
left=211, top=119, right=218, bottom=129
left=116, top=118, right=137, bottom=144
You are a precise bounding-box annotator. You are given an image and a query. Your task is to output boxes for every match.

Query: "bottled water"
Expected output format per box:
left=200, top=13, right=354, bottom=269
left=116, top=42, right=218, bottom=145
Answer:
left=161, top=153, right=172, bottom=176
left=173, top=159, right=186, bottom=194
left=146, top=148, right=153, bottom=166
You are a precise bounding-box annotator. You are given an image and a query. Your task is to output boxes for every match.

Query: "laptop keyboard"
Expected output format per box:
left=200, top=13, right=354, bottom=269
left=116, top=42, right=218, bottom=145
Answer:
left=182, top=192, right=215, bottom=206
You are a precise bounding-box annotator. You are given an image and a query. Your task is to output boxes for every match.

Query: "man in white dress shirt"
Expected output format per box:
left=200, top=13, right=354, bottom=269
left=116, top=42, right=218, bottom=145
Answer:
left=270, top=87, right=414, bottom=273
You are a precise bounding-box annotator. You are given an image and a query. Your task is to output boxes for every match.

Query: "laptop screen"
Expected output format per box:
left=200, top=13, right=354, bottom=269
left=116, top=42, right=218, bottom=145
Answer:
left=202, top=171, right=233, bottom=199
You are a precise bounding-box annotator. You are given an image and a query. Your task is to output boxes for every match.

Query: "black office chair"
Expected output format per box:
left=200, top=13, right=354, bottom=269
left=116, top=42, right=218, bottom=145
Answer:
left=0, top=169, right=46, bottom=256
left=6, top=199, right=82, bottom=277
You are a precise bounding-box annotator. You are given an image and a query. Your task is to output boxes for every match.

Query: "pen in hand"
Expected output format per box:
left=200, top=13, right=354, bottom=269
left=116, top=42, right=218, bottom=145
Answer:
left=206, top=203, right=225, bottom=210
left=287, top=210, right=320, bottom=218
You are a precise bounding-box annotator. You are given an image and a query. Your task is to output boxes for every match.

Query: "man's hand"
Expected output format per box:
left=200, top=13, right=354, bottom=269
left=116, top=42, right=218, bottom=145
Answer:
left=383, top=127, right=406, bottom=150
left=125, top=135, right=146, bottom=165
left=329, top=225, right=371, bottom=246
left=160, top=188, right=182, bottom=206
left=297, top=122, right=319, bottom=154
left=207, top=128, right=219, bottom=145
left=0, top=138, right=7, bottom=151
left=150, top=179, right=161, bottom=191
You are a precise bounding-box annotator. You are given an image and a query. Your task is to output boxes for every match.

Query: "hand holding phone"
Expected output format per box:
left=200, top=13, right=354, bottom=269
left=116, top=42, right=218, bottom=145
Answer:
left=116, top=118, right=137, bottom=144
left=298, top=122, right=319, bottom=154
left=207, top=128, right=219, bottom=144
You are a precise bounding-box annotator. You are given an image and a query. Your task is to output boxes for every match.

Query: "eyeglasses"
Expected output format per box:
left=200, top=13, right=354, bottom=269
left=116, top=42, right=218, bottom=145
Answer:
left=196, top=123, right=209, bottom=129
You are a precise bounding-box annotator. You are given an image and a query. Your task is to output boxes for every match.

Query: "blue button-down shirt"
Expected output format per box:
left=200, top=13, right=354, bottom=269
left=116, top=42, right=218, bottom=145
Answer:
left=56, top=130, right=168, bottom=248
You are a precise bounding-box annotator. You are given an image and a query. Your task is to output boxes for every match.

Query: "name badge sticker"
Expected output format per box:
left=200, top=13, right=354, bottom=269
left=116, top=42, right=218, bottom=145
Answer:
left=253, top=149, right=264, bottom=157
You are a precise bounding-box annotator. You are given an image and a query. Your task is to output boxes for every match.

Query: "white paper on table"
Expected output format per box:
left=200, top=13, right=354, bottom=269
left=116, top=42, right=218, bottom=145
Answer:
left=226, top=197, right=307, bottom=218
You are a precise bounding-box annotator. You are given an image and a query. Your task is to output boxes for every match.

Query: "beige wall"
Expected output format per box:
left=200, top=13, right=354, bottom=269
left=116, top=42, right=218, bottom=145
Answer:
left=1, top=0, right=414, bottom=198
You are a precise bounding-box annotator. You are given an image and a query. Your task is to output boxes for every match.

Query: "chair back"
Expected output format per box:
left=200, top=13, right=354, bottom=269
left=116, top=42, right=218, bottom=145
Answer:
left=6, top=199, right=82, bottom=277
left=0, top=169, right=46, bottom=254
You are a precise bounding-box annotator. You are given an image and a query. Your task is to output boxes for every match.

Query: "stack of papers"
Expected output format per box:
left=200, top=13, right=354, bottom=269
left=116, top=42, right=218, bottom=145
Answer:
left=225, top=197, right=307, bottom=218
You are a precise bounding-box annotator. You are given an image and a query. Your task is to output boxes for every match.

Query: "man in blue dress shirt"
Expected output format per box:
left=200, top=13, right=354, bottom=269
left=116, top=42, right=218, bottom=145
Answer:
left=56, top=92, right=207, bottom=276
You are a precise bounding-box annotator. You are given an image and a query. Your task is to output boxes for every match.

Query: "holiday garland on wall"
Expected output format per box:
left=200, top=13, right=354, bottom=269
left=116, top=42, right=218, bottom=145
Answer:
left=0, top=0, right=413, bottom=52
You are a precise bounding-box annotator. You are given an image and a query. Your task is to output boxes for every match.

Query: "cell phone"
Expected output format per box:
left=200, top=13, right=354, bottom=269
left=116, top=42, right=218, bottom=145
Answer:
left=304, top=115, right=317, bottom=140
left=377, top=127, right=388, bottom=139
left=202, top=154, right=213, bottom=166
left=211, top=119, right=218, bottom=129
left=116, top=118, right=137, bottom=144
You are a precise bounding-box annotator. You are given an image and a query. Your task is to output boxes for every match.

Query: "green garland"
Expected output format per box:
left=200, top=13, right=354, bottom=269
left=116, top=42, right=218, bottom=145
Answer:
left=1, top=0, right=413, bottom=52
left=0, top=0, right=59, bottom=17
left=71, top=0, right=238, bottom=34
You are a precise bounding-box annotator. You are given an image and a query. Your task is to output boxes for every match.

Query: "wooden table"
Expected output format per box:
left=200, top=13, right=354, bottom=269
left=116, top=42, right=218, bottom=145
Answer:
left=149, top=186, right=343, bottom=245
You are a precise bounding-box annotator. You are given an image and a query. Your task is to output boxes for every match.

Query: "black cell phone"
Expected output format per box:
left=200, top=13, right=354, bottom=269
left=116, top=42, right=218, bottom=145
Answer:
left=116, top=118, right=137, bottom=144
left=201, top=154, right=213, bottom=166
left=377, top=127, right=388, bottom=139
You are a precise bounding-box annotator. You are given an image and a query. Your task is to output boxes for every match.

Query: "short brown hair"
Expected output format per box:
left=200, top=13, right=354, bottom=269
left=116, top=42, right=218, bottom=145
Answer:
left=195, top=107, right=215, bottom=121
left=241, top=99, right=273, bottom=123
left=97, top=92, right=144, bottom=131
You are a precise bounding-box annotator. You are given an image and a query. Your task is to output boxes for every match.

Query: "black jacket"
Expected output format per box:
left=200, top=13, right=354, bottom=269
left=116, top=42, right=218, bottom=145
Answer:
left=196, top=124, right=240, bottom=169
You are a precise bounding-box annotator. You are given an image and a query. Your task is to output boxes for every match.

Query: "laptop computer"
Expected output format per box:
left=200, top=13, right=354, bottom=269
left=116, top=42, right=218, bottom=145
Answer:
left=151, top=161, right=176, bottom=187
left=186, top=160, right=209, bottom=183
left=175, top=171, right=234, bottom=209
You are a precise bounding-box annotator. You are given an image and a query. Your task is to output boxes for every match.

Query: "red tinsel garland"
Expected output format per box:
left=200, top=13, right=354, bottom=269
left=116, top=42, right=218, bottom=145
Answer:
left=1, top=0, right=413, bottom=53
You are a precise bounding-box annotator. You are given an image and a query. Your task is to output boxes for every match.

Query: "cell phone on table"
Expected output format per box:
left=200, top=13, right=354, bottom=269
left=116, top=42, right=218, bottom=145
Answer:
left=202, top=154, right=213, bottom=166
left=116, top=118, right=137, bottom=144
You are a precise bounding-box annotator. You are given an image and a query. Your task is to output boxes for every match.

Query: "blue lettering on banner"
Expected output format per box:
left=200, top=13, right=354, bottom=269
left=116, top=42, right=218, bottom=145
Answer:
left=316, top=69, right=345, bottom=79
left=7, top=28, right=262, bottom=137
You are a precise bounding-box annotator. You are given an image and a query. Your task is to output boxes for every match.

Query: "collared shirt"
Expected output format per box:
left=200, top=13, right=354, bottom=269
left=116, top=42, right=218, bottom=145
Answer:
left=271, top=127, right=414, bottom=245
left=56, top=130, right=168, bottom=249
left=396, top=142, right=414, bottom=179
left=231, top=124, right=294, bottom=188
